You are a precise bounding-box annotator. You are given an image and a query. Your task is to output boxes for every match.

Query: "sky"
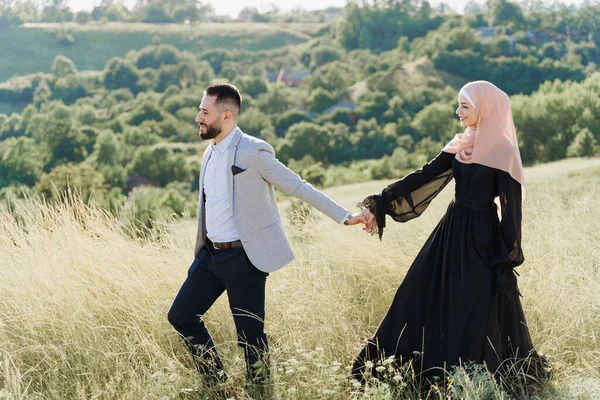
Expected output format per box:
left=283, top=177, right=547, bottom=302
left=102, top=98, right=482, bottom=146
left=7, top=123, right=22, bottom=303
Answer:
left=66, top=0, right=586, bottom=17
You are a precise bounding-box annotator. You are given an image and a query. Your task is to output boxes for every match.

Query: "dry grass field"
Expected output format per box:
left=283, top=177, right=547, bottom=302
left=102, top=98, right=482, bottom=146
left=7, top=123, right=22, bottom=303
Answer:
left=1, top=158, right=599, bottom=399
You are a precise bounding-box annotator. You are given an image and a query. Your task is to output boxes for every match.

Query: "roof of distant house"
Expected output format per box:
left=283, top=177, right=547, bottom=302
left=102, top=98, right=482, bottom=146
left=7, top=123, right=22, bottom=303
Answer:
left=476, top=26, right=496, bottom=39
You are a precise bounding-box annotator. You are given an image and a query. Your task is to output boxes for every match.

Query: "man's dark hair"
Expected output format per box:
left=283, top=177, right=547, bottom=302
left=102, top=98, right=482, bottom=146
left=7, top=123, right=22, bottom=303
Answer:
left=204, top=83, right=242, bottom=118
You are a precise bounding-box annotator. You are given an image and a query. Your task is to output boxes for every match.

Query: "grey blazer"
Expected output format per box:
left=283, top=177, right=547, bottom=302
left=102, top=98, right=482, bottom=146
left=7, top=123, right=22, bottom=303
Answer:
left=194, top=128, right=350, bottom=273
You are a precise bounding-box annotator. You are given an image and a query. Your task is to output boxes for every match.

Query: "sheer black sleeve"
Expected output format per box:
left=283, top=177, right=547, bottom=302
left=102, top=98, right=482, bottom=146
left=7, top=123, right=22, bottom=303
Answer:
left=358, top=151, right=455, bottom=239
left=493, top=170, right=525, bottom=268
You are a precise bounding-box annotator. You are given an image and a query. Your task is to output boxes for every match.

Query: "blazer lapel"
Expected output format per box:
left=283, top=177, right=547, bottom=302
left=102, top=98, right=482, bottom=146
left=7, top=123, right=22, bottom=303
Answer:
left=227, top=129, right=243, bottom=206
left=199, top=145, right=213, bottom=205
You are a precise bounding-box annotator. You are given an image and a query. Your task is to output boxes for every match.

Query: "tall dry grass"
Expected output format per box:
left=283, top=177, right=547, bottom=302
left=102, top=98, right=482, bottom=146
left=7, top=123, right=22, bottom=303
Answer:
left=1, top=158, right=599, bottom=399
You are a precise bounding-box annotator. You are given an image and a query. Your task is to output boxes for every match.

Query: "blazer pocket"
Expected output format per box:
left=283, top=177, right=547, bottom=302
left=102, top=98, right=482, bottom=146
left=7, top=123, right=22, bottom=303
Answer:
left=258, top=220, right=280, bottom=231
left=231, top=165, right=247, bottom=176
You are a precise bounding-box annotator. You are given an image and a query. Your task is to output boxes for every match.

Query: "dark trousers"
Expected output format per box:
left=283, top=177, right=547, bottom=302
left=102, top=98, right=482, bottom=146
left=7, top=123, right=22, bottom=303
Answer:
left=168, top=243, right=270, bottom=384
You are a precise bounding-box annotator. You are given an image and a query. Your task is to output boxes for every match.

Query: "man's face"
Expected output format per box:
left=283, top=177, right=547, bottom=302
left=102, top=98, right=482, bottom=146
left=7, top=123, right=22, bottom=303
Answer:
left=195, top=95, right=222, bottom=140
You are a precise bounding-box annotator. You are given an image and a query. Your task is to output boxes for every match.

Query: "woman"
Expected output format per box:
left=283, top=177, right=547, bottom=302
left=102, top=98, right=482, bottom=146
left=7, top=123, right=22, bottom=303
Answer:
left=353, top=81, right=550, bottom=392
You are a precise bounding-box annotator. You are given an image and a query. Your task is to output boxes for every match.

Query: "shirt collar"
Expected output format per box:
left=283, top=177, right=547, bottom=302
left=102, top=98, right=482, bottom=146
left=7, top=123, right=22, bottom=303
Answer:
left=211, top=127, right=238, bottom=154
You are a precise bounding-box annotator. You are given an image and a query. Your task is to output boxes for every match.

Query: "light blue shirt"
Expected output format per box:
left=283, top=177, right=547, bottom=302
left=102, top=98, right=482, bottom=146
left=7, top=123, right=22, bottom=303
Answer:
left=203, top=128, right=240, bottom=243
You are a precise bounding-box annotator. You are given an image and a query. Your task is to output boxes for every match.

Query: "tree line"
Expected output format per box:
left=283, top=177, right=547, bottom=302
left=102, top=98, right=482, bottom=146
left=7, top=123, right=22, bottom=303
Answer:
left=1, top=0, right=599, bottom=231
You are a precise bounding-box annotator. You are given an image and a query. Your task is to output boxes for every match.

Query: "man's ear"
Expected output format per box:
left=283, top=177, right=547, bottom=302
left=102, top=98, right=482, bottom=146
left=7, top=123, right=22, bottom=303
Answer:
left=223, top=110, right=233, bottom=124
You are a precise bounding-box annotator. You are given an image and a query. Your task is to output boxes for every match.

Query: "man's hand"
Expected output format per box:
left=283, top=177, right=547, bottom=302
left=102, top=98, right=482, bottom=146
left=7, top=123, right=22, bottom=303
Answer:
left=360, top=208, right=376, bottom=231
left=344, top=213, right=367, bottom=226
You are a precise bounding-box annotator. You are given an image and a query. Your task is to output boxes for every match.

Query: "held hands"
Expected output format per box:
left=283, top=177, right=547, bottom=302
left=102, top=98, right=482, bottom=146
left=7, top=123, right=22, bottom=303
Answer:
left=343, top=209, right=377, bottom=231
left=344, top=213, right=367, bottom=226
left=360, top=208, right=376, bottom=231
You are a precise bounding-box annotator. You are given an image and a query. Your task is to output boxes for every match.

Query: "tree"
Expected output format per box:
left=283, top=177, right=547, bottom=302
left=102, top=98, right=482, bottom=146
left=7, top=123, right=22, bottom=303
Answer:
left=51, top=74, right=91, bottom=104
left=91, top=130, right=121, bottom=166
left=277, top=109, right=310, bottom=130
left=39, top=0, right=71, bottom=22
left=319, top=108, right=353, bottom=126
left=238, top=107, right=274, bottom=137
left=306, top=61, right=352, bottom=98
left=135, top=44, right=181, bottom=69
left=486, top=0, right=525, bottom=29
left=411, top=102, right=461, bottom=142
left=200, top=49, right=232, bottom=75
left=354, top=118, right=397, bottom=159
left=356, top=91, right=389, bottom=121
left=129, top=100, right=165, bottom=125
left=44, top=117, right=90, bottom=168
left=103, top=57, right=140, bottom=92
left=0, top=137, right=45, bottom=187
left=306, top=88, right=337, bottom=113
left=492, top=34, right=513, bottom=56
left=567, top=128, right=598, bottom=157
left=541, top=42, right=559, bottom=59
left=35, top=162, right=108, bottom=203
left=464, top=1, right=483, bottom=14
left=255, top=84, right=292, bottom=115
left=414, top=137, right=443, bottom=159
left=335, top=0, right=442, bottom=52
left=309, top=45, right=344, bottom=69
left=129, top=146, right=190, bottom=187
left=119, top=185, right=196, bottom=234
left=277, top=122, right=331, bottom=164
left=143, top=3, right=170, bottom=23
left=75, top=11, right=90, bottom=23
left=232, top=75, right=268, bottom=98
left=0, top=5, right=23, bottom=28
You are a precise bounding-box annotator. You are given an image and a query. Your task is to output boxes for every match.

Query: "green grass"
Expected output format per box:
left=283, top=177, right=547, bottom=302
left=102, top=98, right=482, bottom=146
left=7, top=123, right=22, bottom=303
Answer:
left=0, top=101, right=28, bottom=116
left=0, top=22, right=321, bottom=83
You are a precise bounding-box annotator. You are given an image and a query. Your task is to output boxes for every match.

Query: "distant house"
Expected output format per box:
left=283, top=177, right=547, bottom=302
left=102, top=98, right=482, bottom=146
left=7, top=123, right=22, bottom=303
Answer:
left=323, top=100, right=356, bottom=115
left=289, top=107, right=318, bottom=120
left=323, top=101, right=356, bottom=115
left=566, top=27, right=584, bottom=37
left=525, top=30, right=538, bottom=44
left=266, top=68, right=311, bottom=87
left=266, top=71, right=279, bottom=83
left=322, top=101, right=358, bottom=124
left=476, top=25, right=515, bottom=53
left=524, top=30, right=551, bottom=45
left=476, top=26, right=514, bottom=40
left=476, top=26, right=497, bottom=41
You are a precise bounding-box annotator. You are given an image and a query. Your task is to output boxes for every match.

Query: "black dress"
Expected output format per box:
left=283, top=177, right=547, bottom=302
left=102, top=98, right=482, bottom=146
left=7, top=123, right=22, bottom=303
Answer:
left=352, top=151, right=549, bottom=389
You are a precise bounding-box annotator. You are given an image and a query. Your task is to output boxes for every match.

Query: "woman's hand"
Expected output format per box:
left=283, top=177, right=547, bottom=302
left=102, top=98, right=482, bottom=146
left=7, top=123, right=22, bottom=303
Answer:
left=361, top=208, right=376, bottom=231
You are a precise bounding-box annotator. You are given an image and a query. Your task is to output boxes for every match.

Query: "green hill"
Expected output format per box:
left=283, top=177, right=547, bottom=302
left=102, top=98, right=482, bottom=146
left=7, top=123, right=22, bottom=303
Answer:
left=0, top=22, right=323, bottom=83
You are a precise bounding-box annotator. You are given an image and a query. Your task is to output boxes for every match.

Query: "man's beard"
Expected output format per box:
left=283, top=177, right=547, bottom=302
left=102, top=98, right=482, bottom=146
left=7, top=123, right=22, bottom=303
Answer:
left=199, top=123, right=221, bottom=140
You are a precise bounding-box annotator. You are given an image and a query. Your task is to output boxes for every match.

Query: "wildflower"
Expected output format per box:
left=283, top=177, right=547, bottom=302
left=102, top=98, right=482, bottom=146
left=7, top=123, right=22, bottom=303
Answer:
left=383, top=356, right=395, bottom=365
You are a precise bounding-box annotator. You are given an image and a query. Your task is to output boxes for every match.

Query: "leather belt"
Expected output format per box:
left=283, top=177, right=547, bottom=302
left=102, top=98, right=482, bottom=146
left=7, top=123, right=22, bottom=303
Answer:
left=212, top=240, right=243, bottom=250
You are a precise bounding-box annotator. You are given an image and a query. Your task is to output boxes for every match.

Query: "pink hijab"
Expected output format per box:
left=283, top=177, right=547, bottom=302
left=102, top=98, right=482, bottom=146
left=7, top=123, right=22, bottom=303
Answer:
left=443, top=80, right=527, bottom=200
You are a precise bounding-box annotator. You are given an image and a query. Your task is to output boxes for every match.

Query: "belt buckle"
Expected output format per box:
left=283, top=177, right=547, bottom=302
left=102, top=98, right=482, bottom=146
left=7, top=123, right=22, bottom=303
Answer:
left=212, top=242, right=221, bottom=250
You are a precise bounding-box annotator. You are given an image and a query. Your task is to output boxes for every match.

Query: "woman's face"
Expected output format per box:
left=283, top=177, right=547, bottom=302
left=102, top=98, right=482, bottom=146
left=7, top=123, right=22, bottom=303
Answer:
left=456, top=94, right=479, bottom=128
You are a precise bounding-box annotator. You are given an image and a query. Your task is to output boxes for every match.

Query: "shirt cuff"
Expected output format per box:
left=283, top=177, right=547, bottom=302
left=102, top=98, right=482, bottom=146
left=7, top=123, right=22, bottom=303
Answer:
left=339, top=211, right=351, bottom=225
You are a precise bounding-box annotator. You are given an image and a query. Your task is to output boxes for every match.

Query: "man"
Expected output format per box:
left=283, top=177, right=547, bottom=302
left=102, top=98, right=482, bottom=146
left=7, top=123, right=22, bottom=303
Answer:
left=167, top=83, right=364, bottom=395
